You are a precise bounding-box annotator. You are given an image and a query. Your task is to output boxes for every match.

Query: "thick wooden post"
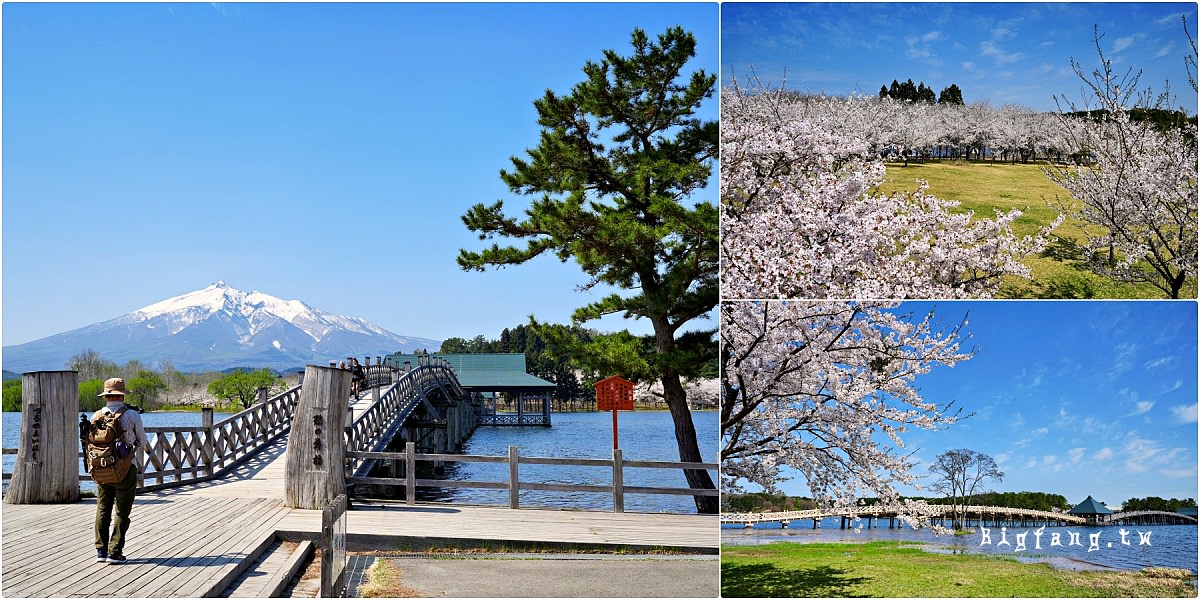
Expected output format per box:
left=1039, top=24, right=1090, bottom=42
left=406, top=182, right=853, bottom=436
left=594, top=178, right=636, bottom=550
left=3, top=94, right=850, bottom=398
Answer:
left=285, top=365, right=351, bottom=509
left=6, top=371, right=80, bottom=504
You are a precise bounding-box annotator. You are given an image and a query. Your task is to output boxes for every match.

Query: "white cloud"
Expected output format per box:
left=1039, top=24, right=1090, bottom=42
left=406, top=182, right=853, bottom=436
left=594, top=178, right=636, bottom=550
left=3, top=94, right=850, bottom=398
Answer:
left=1144, top=356, right=1174, bottom=369
left=1162, top=465, right=1197, bottom=479
left=1121, top=434, right=1188, bottom=475
left=1123, top=437, right=1159, bottom=473
left=991, top=26, right=1017, bottom=41
left=1154, top=43, right=1175, bottom=58
left=1171, top=402, right=1198, bottom=423
left=1067, top=447, right=1086, bottom=465
left=980, top=41, right=1025, bottom=65
left=1093, top=447, right=1114, bottom=461
left=1133, top=401, right=1155, bottom=415
left=1113, top=36, right=1136, bottom=53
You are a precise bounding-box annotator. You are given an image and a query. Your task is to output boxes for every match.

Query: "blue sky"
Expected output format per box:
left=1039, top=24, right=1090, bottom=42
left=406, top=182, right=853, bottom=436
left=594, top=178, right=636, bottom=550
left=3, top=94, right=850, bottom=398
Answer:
left=722, top=2, right=1199, bottom=114
left=773, top=301, right=1198, bottom=508
left=2, top=2, right=718, bottom=347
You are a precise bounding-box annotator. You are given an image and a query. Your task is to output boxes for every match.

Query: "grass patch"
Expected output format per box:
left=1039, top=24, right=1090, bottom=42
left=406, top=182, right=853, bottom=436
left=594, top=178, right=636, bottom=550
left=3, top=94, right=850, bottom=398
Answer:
left=876, top=160, right=1194, bottom=298
left=721, top=541, right=1196, bottom=597
left=358, top=558, right=423, bottom=598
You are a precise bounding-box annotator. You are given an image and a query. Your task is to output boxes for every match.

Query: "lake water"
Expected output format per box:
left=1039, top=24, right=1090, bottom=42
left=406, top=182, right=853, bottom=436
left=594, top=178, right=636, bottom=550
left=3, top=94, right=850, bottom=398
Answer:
left=432, top=410, right=718, bottom=513
left=724, top=519, right=1199, bottom=572
left=3, top=410, right=717, bottom=513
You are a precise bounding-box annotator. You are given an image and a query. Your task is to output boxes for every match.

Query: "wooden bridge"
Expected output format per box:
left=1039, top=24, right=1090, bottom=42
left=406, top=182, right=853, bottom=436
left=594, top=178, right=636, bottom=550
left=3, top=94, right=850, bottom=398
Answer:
left=1103, top=510, right=1198, bottom=526
left=724, top=505, right=1198, bottom=529
left=2, top=364, right=718, bottom=597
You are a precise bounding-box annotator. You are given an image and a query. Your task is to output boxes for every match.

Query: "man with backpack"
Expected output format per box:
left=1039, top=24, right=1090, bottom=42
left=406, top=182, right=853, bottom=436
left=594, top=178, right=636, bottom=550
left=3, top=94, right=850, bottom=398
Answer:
left=87, top=378, right=148, bottom=565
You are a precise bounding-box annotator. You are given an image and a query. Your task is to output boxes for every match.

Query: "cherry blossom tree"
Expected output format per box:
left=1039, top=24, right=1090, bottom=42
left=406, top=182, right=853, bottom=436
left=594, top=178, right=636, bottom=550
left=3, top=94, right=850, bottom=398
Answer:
left=1044, top=28, right=1197, bottom=298
left=721, top=301, right=973, bottom=528
left=721, top=85, right=1062, bottom=299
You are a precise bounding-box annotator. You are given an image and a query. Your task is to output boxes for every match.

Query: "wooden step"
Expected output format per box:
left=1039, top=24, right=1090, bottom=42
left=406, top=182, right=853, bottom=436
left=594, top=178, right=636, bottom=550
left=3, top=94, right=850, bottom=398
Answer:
left=220, top=538, right=313, bottom=597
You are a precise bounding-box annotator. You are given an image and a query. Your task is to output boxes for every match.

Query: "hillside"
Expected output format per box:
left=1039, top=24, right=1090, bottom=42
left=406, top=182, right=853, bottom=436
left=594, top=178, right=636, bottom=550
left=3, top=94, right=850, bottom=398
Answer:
left=877, top=160, right=1196, bottom=299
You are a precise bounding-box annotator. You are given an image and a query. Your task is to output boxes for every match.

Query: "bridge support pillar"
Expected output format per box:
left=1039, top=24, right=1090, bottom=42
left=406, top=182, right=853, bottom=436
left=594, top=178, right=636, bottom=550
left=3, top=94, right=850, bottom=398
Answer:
left=6, top=371, right=81, bottom=504
left=780, top=521, right=789, bottom=529
left=285, top=365, right=351, bottom=509
left=813, top=518, right=820, bottom=529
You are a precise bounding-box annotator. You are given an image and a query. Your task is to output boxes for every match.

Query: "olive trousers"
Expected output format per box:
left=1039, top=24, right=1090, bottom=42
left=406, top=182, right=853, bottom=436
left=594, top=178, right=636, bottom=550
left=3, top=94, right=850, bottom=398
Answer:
left=94, top=466, right=138, bottom=554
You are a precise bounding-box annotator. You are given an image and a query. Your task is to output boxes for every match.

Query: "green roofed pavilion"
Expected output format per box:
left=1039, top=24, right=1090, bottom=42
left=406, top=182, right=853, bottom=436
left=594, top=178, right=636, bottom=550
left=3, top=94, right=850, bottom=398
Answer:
left=383, top=353, right=555, bottom=425
left=383, top=353, right=554, bottom=392
left=1069, top=495, right=1113, bottom=524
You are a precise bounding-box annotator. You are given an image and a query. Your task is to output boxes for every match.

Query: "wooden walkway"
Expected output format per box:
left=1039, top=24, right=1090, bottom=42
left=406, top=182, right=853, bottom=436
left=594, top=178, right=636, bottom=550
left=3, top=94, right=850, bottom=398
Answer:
left=3, top=433, right=718, bottom=597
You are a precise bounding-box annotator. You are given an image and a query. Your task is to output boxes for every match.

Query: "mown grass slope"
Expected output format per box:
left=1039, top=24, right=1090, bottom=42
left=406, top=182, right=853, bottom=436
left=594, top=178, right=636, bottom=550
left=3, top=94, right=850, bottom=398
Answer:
left=877, top=160, right=1194, bottom=299
left=722, top=541, right=1197, bottom=598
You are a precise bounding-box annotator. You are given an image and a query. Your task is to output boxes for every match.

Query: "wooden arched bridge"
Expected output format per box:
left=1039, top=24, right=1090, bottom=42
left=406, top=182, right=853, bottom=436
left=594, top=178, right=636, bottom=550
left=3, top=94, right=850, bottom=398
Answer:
left=1105, top=510, right=1199, bottom=526
left=724, top=505, right=1198, bottom=529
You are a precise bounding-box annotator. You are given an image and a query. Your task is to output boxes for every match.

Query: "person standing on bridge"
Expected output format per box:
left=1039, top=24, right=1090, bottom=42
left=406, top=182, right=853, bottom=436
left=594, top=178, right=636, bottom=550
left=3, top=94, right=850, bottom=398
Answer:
left=91, top=378, right=148, bottom=565
left=350, top=357, right=366, bottom=399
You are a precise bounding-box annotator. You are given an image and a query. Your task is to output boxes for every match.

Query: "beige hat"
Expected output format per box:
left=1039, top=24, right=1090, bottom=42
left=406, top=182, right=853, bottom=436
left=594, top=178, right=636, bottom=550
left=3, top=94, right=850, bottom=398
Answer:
left=98, top=378, right=129, bottom=397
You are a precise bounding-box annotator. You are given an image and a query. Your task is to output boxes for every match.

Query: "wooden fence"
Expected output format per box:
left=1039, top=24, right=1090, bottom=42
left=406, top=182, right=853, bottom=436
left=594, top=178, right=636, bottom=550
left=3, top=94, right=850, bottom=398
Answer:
left=347, top=442, right=719, bottom=513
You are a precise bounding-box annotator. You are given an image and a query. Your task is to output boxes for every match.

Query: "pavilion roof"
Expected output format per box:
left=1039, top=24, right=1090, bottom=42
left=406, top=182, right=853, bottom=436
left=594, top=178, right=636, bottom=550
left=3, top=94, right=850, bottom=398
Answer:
left=383, top=353, right=555, bottom=392
left=1068, top=495, right=1114, bottom=515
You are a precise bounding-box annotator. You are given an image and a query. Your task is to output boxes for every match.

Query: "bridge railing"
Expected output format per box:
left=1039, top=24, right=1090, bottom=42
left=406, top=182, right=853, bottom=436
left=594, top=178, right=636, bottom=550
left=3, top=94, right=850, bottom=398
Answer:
left=2, top=385, right=301, bottom=494
left=347, top=442, right=719, bottom=514
left=140, top=386, right=301, bottom=491
left=343, top=363, right=460, bottom=477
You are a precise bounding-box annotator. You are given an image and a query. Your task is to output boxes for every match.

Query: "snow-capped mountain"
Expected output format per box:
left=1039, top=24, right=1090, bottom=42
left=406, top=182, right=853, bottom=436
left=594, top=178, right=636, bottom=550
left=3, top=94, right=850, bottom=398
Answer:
left=2, top=281, right=441, bottom=374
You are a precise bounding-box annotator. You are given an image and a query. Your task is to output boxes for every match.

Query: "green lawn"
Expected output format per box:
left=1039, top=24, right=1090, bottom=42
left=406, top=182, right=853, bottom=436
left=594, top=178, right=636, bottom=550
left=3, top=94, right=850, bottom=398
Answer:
left=722, top=541, right=1197, bottom=598
left=876, top=160, right=1195, bottom=299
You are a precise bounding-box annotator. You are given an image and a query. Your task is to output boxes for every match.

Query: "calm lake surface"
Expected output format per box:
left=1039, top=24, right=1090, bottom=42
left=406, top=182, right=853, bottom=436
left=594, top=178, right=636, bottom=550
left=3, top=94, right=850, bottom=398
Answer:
left=3, top=410, right=718, bottom=513
left=434, top=410, right=718, bottom=513
left=724, top=519, right=1200, bottom=572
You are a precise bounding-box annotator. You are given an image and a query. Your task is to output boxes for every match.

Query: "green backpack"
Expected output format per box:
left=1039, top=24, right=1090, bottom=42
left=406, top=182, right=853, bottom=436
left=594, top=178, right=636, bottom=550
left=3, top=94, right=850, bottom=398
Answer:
left=86, top=406, right=133, bottom=485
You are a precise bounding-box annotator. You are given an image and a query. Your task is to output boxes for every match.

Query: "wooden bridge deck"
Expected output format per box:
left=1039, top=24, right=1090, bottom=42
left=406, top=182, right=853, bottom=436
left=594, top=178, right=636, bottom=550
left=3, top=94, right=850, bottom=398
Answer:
left=3, top=430, right=718, bottom=597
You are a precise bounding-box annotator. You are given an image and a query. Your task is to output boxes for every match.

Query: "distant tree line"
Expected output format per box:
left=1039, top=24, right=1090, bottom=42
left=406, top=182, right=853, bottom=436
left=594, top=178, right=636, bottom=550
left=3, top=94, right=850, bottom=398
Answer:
left=722, top=491, right=1198, bottom=515
left=1121, top=496, right=1197, bottom=512
left=914, top=491, right=1071, bottom=513
left=879, top=78, right=964, bottom=105
left=2, top=349, right=284, bottom=413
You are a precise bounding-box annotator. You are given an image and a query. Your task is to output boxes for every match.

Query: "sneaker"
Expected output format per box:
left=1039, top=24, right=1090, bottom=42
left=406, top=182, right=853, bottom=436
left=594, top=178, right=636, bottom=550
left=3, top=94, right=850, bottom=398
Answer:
left=106, top=551, right=126, bottom=564
left=96, top=549, right=107, bottom=563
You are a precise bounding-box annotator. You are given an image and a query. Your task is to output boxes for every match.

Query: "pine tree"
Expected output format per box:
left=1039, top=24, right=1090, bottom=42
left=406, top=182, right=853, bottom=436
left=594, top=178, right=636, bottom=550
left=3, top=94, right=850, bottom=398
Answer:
left=458, top=27, right=718, bottom=512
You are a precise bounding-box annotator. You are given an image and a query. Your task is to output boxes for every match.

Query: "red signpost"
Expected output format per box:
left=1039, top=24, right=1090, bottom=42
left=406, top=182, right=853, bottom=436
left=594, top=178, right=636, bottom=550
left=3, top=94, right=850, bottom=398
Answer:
left=595, top=375, right=634, bottom=449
